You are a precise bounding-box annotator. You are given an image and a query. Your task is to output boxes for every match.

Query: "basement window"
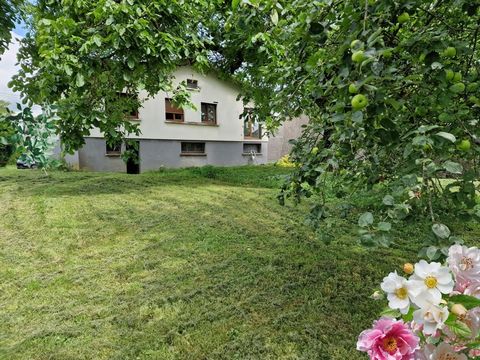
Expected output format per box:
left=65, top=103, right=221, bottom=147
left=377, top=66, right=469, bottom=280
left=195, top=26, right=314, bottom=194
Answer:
left=165, top=98, right=184, bottom=122
left=243, top=143, right=262, bottom=154
left=181, top=142, right=205, bottom=155
left=106, top=141, right=122, bottom=156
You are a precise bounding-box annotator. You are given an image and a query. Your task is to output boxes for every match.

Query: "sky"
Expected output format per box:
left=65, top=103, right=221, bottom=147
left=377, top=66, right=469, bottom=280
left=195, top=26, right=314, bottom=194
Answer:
left=0, top=23, right=27, bottom=111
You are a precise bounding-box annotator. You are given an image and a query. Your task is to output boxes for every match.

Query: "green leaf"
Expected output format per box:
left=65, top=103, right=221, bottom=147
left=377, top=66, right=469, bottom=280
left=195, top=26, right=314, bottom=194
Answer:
left=377, top=222, right=391, bottom=232
left=75, top=73, right=85, bottom=88
left=270, top=10, right=279, bottom=25
left=445, top=318, right=472, bottom=339
left=443, top=160, right=463, bottom=174
left=358, top=212, right=374, bottom=227
left=449, top=295, right=480, bottom=310
left=232, top=0, right=241, bottom=10
left=435, top=132, right=456, bottom=143
left=380, top=307, right=401, bottom=318
left=92, top=35, right=102, bottom=47
left=432, top=223, right=450, bottom=239
left=402, top=307, right=414, bottom=322
left=382, top=195, right=394, bottom=206
left=426, top=246, right=440, bottom=260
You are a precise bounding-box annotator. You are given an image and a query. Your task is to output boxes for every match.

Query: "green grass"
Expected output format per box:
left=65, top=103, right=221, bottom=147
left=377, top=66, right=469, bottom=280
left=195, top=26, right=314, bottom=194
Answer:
left=0, top=165, right=478, bottom=360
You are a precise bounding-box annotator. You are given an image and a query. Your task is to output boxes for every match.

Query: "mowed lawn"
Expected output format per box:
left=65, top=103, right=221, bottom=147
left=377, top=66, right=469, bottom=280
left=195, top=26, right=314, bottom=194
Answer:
left=0, top=166, right=478, bottom=360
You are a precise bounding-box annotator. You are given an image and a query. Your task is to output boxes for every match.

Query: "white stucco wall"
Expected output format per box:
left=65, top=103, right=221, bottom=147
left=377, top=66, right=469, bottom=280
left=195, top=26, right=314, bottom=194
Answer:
left=88, top=67, right=266, bottom=143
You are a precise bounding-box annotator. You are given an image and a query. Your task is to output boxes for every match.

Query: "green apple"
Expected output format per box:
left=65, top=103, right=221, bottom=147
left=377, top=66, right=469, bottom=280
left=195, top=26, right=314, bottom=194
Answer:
left=453, top=72, right=462, bottom=83
left=467, top=82, right=479, bottom=92
left=445, top=69, right=454, bottom=81
left=349, top=84, right=359, bottom=94
left=351, top=94, right=368, bottom=110
left=382, top=49, right=393, bottom=58
left=423, top=143, right=433, bottom=152
left=311, top=147, right=319, bottom=155
left=397, top=12, right=410, bottom=24
left=449, top=82, right=465, bottom=93
left=350, top=39, right=364, bottom=51
left=438, top=113, right=450, bottom=122
left=469, top=95, right=479, bottom=103
left=443, top=47, right=457, bottom=57
left=457, top=139, right=471, bottom=151
left=351, top=50, right=366, bottom=63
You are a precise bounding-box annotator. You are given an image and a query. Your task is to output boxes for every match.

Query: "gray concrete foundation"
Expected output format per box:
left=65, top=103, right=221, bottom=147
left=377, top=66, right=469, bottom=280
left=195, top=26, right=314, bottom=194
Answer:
left=76, top=137, right=268, bottom=173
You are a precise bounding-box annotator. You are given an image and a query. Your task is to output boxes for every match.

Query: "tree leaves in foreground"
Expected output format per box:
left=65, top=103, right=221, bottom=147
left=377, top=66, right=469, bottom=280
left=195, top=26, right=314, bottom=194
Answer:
left=222, top=0, right=480, bottom=250
left=10, top=0, right=214, bottom=152
left=0, top=0, right=23, bottom=57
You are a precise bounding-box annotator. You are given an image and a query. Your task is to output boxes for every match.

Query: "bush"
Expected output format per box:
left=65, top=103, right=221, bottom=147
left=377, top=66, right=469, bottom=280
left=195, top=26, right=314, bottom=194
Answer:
left=0, top=144, right=13, bottom=167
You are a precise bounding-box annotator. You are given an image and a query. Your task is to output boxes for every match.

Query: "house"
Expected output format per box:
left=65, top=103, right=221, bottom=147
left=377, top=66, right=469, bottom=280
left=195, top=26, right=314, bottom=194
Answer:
left=267, top=115, right=309, bottom=162
left=65, top=66, right=270, bottom=173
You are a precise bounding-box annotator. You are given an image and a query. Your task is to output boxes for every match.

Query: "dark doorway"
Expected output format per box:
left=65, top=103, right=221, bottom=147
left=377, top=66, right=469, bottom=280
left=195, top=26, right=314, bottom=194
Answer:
left=126, top=140, right=140, bottom=174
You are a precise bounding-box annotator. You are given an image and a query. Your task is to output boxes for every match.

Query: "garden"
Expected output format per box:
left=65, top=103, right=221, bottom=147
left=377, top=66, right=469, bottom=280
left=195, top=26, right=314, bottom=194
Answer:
left=1, top=0, right=480, bottom=359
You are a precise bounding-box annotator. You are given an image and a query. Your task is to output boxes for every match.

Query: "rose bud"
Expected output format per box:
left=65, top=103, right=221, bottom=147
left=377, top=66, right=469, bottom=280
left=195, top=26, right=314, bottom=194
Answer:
left=403, top=263, right=414, bottom=275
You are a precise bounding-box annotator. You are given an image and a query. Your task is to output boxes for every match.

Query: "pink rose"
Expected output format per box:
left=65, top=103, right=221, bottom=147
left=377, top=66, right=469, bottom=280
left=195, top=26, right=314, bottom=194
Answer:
left=357, top=317, right=419, bottom=359
left=447, top=245, right=480, bottom=285
left=464, top=281, right=480, bottom=299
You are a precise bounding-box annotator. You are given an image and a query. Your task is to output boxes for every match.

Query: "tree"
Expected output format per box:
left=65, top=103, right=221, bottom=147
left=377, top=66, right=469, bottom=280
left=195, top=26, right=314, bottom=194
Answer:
left=0, top=0, right=23, bottom=56
left=10, top=0, right=215, bottom=153
left=0, top=100, right=9, bottom=114
left=0, top=100, right=14, bottom=166
left=220, top=0, right=480, bottom=252
left=0, top=105, right=57, bottom=168
left=11, top=0, right=480, bottom=253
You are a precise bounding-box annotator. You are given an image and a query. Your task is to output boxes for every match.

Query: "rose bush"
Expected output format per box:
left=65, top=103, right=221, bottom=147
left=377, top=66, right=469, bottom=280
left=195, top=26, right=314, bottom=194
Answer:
left=358, top=244, right=480, bottom=359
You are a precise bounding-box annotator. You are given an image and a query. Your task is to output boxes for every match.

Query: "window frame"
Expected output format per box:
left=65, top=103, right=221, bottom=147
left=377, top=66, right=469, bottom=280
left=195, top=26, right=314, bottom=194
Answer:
left=243, top=143, right=262, bottom=154
left=106, top=141, right=122, bottom=156
left=165, top=98, right=185, bottom=122
left=186, top=79, right=199, bottom=90
left=180, top=142, right=206, bottom=156
left=118, top=93, right=140, bottom=120
left=201, top=103, right=217, bottom=124
left=243, top=108, right=262, bottom=139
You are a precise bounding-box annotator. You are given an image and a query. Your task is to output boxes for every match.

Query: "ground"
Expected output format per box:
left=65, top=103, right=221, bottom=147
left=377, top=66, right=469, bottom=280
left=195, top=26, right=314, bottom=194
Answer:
left=0, top=166, right=478, bottom=360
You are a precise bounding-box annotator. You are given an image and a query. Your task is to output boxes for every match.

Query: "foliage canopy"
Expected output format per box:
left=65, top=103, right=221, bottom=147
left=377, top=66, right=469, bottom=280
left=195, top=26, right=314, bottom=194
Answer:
left=220, top=0, right=480, bottom=252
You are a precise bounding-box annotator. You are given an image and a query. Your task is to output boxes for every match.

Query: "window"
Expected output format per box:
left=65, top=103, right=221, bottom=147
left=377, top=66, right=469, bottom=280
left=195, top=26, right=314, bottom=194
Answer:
left=106, top=141, right=122, bottom=156
left=165, top=98, right=184, bottom=122
left=181, top=142, right=205, bottom=155
left=243, top=109, right=262, bottom=139
left=119, top=93, right=139, bottom=119
left=186, top=79, right=199, bottom=90
left=243, top=143, right=262, bottom=154
left=201, top=103, right=217, bottom=124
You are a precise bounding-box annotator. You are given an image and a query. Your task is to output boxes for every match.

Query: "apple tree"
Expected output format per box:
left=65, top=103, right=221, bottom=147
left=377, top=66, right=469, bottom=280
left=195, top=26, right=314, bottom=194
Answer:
left=223, top=0, right=480, bottom=253
left=9, top=0, right=214, bottom=154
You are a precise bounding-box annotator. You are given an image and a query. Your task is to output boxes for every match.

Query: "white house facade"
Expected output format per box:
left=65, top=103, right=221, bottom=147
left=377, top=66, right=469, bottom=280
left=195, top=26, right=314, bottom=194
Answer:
left=68, top=67, right=269, bottom=173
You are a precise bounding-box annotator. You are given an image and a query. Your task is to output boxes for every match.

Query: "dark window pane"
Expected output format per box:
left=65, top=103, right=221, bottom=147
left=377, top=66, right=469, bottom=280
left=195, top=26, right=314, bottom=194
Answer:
left=243, top=143, right=261, bottom=153
left=187, top=79, right=198, bottom=89
left=181, top=142, right=205, bottom=153
left=106, top=141, right=121, bottom=155
left=243, top=108, right=261, bottom=138
left=201, top=103, right=216, bottom=123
